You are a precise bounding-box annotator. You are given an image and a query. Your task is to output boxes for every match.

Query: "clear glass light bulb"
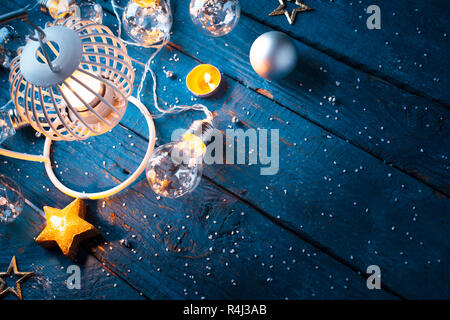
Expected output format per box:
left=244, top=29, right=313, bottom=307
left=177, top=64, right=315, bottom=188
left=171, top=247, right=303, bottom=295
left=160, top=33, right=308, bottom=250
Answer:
left=189, top=0, right=240, bottom=37
left=74, top=0, right=103, bottom=24
left=146, top=120, right=213, bottom=198
left=39, top=0, right=78, bottom=20
left=122, top=0, right=172, bottom=47
left=40, top=0, right=103, bottom=23
left=0, top=109, right=18, bottom=144
left=68, top=0, right=103, bottom=24
left=0, top=175, right=24, bottom=224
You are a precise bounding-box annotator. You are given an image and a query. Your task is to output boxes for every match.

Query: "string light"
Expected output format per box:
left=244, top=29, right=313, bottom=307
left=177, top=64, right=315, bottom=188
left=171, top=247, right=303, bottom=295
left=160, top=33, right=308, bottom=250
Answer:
left=146, top=119, right=214, bottom=198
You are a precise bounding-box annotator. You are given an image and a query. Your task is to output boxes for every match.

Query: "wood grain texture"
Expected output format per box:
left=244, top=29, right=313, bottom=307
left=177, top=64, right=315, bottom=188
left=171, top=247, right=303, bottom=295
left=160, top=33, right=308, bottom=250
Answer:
left=239, top=0, right=450, bottom=106
left=0, top=203, right=144, bottom=300
left=159, top=0, right=449, bottom=195
left=93, top=13, right=449, bottom=298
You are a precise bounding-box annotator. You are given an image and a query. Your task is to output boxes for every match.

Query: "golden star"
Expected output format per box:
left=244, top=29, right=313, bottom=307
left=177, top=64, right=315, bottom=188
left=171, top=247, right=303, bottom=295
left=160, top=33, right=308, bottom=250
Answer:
left=269, top=0, right=313, bottom=25
left=0, top=256, right=34, bottom=300
left=36, top=198, right=99, bottom=260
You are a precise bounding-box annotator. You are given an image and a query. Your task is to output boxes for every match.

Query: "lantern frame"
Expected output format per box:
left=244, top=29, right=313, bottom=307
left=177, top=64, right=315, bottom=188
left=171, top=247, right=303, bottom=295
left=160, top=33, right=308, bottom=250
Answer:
left=9, top=17, right=135, bottom=141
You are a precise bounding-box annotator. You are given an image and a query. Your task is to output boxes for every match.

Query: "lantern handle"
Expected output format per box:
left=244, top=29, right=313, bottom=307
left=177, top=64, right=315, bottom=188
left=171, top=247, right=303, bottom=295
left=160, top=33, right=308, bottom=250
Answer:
left=0, top=5, right=58, bottom=72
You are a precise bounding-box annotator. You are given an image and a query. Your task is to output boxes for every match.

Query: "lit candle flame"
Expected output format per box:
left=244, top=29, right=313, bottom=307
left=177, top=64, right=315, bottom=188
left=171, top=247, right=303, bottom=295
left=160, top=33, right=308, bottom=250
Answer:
left=204, top=72, right=217, bottom=91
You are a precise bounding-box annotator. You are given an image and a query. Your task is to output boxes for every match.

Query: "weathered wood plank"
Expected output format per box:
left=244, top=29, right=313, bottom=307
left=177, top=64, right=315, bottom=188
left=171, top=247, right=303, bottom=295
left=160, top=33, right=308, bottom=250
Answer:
left=0, top=128, right=394, bottom=299
left=0, top=0, right=447, bottom=300
left=0, top=202, right=144, bottom=300
left=101, top=40, right=449, bottom=298
left=160, top=2, right=449, bottom=195
left=238, top=0, right=450, bottom=106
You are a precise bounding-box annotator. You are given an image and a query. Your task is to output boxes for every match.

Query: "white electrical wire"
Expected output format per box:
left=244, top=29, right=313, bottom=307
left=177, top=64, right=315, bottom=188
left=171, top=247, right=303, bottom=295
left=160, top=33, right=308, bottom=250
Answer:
left=1, top=97, right=156, bottom=200
left=0, top=147, right=48, bottom=163
left=111, top=0, right=213, bottom=121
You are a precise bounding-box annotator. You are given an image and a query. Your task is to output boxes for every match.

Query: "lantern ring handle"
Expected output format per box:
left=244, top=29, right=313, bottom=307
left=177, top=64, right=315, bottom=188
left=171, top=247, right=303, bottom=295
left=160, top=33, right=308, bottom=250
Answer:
left=43, top=96, right=156, bottom=200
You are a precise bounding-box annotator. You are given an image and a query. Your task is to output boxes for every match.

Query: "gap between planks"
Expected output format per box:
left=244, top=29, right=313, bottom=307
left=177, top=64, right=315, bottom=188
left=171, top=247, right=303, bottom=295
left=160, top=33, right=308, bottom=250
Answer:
left=239, top=11, right=450, bottom=110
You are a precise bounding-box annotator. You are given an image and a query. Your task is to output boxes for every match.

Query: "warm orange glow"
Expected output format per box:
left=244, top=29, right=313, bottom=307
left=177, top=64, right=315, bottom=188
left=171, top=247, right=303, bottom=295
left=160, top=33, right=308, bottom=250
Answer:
left=61, top=70, right=103, bottom=110
left=183, top=133, right=207, bottom=156
left=186, top=64, right=221, bottom=97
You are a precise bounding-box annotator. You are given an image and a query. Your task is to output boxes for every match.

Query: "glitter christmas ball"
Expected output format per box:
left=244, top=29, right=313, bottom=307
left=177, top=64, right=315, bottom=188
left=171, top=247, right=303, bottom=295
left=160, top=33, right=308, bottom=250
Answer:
left=122, top=0, right=172, bottom=47
left=189, top=0, right=240, bottom=37
left=250, top=31, right=298, bottom=80
left=0, top=175, right=24, bottom=224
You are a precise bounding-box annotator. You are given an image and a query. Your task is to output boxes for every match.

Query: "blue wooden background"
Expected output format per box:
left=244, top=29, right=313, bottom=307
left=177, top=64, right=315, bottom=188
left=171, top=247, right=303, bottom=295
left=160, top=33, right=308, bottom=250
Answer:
left=0, top=0, right=448, bottom=299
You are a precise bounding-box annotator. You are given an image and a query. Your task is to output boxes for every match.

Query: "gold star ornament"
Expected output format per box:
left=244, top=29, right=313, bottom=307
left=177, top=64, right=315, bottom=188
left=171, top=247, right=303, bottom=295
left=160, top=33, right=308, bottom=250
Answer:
left=269, top=0, right=313, bottom=25
left=0, top=256, right=34, bottom=300
left=36, top=198, right=99, bottom=260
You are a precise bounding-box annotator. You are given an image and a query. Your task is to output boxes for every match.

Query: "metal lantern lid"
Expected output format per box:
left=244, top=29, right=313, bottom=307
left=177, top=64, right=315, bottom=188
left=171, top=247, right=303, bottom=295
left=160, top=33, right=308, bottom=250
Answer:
left=9, top=17, right=135, bottom=141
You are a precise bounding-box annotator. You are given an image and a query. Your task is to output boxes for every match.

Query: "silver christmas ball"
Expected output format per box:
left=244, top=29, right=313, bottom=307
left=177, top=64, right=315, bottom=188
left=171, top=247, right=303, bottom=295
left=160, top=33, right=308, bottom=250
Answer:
left=250, top=31, right=298, bottom=80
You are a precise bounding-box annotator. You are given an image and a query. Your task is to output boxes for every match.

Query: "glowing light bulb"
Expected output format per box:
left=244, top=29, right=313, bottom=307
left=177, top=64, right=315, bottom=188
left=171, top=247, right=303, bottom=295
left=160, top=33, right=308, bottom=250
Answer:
left=146, top=120, right=213, bottom=198
left=60, top=70, right=103, bottom=110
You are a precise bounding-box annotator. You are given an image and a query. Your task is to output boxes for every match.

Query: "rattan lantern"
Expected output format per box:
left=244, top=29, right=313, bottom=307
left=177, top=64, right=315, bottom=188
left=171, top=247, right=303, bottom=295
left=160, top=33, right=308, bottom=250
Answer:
left=9, top=17, right=135, bottom=141
left=0, top=11, right=156, bottom=200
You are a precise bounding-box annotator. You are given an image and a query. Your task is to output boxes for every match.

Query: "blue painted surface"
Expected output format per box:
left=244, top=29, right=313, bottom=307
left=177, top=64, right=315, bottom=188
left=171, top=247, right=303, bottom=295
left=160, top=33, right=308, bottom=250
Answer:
left=0, top=0, right=448, bottom=299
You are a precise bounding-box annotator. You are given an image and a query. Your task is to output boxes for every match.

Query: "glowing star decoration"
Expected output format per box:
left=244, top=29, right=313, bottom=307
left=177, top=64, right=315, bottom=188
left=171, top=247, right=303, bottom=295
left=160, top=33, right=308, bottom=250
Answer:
left=0, top=256, right=34, bottom=300
left=269, top=0, right=313, bottom=25
left=36, top=198, right=99, bottom=260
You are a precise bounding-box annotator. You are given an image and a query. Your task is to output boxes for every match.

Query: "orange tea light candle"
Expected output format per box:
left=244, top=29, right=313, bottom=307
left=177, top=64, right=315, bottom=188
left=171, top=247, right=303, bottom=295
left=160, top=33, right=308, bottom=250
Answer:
left=186, top=64, right=222, bottom=98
